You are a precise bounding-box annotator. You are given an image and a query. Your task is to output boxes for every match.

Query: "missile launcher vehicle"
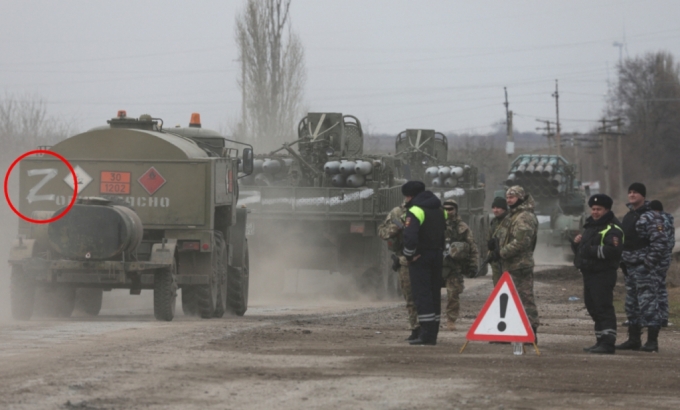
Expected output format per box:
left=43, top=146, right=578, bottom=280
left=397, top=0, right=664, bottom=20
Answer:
left=502, top=154, right=585, bottom=261
left=8, top=111, right=254, bottom=321
left=394, top=129, right=489, bottom=275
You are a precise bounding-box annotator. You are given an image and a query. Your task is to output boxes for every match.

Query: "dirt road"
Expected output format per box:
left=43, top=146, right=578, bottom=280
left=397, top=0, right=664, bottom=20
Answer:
left=1, top=267, right=679, bottom=409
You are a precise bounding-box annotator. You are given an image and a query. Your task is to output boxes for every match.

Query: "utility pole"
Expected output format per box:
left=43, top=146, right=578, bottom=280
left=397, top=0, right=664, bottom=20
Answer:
left=552, top=79, right=561, bottom=157
left=504, top=87, right=514, bottom=168
left=536, top=119, right=554, bottom=154
left=616, top=118, right=625, bottom=200
left=600, top=118, right=610, bottom=195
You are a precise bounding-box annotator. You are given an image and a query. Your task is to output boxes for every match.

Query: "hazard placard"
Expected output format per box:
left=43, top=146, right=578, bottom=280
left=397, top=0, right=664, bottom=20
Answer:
left=138, top=166, right=166, bottom=195
left=466, top=272, right=535, bottom=343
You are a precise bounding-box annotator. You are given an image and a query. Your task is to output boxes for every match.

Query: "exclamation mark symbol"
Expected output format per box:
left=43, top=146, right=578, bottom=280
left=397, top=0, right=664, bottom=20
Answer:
left=497, top=293, right=508, bottom=332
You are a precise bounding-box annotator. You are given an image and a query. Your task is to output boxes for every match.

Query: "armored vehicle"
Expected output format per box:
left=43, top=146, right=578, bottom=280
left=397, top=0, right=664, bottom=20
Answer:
left=394, top=129, right=489, bottom=274
left=8, top=111, right=253, bottom=321
left=501, top=154, right=585, bottom=261
left=239, top=112, right=406, bottom=296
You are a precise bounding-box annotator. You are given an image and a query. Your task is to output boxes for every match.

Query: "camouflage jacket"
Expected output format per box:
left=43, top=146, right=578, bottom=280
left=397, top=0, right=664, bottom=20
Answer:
left=443, top=214, right=479, bottom=279
left=621, top=202, right=669, bottom=269
left=486, top=211, right=508, bottom=274
left=498, top=195, right=538, bottom=272
left=659, top=211, right=676, bottom=260
left=378, top=205, right=406, bottom=255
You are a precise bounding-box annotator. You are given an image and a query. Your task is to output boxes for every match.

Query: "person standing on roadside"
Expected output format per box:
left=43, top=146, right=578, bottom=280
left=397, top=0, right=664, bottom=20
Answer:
left=616, top=183, right=669, bottom=353
left=572, top=194, right=623, bottom=354
left=441, top=199, right=479, bottom=331
left=401, top=181, right=446, bottom=346
left=487, top=197, right=509, bottom=286
left=649, top=200, right=675, bottom=328
left=491, top=186, right=540, bottom=342
left=377, top=203, right=419, bottom=340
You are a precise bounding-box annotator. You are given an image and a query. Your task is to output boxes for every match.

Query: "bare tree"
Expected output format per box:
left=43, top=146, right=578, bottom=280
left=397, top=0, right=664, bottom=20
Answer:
left=606, top=51, right=680, bottom=178
left=0, top=93, right=75, bottom=164
left=235, top=0, right=306, bottom=149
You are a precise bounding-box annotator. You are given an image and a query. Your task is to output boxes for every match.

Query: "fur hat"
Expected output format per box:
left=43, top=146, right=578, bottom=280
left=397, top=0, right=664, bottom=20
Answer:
left=588, top=194, right=613, bottom=210
left=628, top=182, right=646, bottom=197
left=401, top=181, right=426, bottom=197
left=491, top=196, right=508, bottom=210
left=506, top=185, right=525, bottom=200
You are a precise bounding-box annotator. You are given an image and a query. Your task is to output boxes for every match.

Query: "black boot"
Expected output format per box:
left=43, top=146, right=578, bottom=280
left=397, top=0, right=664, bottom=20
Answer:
left=405, top=327, right=420, bottom=341
left=590, top=335, right=615, bottom=354
left=640, top=326, right=659, bottom=352
left=615, top=324, right=641, bottom=350
left=409, top=322, right=437, bottom=345
left=583, top=337, right=601, bottom=352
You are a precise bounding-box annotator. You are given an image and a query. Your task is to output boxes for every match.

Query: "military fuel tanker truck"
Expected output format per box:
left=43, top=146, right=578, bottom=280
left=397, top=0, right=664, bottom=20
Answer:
left=8, top=111, right=254, bottom=321
left=394, top=129, right=489, bottom=274
left=239, top=112, right=406, bottom=297
left=502, top=154, right=585, bottom=261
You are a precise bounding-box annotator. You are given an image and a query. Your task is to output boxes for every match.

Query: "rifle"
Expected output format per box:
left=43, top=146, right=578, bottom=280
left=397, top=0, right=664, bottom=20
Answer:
left=391, top=254, right=401, bottom=272
left=477, top=237, right=502, bottom=278
left=391, top=217, right=404, bottom=231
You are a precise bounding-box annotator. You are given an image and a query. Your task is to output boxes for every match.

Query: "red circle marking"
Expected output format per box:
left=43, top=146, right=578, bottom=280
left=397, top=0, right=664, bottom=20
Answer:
left=4, top=150, right=78, bottom=224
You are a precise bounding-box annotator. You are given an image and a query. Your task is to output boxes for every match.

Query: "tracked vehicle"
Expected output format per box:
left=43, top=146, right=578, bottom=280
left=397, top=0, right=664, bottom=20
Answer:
left=8, top=112, right=253, bottom=321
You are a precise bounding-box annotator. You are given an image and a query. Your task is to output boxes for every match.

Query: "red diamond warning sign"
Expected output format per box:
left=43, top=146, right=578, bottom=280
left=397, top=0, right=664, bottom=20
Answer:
left=138, top=166, right=166, bottom=195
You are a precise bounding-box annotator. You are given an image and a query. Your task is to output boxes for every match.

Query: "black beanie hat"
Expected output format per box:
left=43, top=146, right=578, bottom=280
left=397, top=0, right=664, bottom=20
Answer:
left=491, top=196, right=508, bottom=210
left=588, top=194, right=613, bottom=210
left=650, top=200, right=664, bottom=211
left=628, top=182, right=646, bottom=197
left=401, top=181, right=426, bottom=197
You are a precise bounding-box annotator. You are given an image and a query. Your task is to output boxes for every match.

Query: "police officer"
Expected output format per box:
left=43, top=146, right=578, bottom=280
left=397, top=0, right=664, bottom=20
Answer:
left=487, top=197, right=508, bottom=286
left=572, top=194, right=623, bottom=354
left=649, top=200, right=675, bottom=328
left=377, top=204, right=419, bottom=340
left=616, top=183, right=669, bottom=353
left=442, top=199, right=479, bottom=331
left=491, top=186, right=540, bottom=342
left=401, top=181, right=446, bottom=345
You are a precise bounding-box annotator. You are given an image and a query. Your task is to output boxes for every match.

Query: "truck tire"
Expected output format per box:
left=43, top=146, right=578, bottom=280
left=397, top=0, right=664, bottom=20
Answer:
left=10, top=266, right=35, bottom=321
left=75, top=288, right=103, bottom=316
left=154, top=266, right=177, bottom=321
left=196, top=281, right=218, bottom=319
left=181, top=286, right=198, bottom=316
left=227, top=240, right=249, bottom=316
left=213, top=239, right=228, bottom=318
left=53, top=286, right=77, bottom=317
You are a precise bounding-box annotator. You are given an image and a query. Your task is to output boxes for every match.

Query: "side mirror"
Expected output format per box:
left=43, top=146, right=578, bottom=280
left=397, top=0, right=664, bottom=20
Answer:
left=242, top=148, right=254, bottom=175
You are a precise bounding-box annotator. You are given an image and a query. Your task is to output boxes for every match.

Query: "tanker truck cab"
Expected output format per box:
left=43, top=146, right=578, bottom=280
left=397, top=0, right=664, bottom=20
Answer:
left=8, top=111, right=253, bottom=321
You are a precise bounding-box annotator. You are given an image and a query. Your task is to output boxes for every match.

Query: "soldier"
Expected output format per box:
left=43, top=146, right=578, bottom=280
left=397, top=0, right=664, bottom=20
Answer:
left=616, top=183, right=669, bottom=353
left=649, top=200, right=675, bottom=328
left=490, top=186, right=540, bottom=341
left=442, top=199, right=479, bottom=331
left=487, top=197, right=508, bottom=286
left=377, top=203, right=419, bottom=340
left=401, top=181, right=446, bottom=345
left=572, top=194, right=623, bottom=354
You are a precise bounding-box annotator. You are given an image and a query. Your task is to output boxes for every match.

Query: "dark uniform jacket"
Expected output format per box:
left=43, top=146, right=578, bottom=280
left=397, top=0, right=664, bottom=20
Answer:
left=403, top=191, right=445, bottom=261
left=572, top=210, right=624, bottom=274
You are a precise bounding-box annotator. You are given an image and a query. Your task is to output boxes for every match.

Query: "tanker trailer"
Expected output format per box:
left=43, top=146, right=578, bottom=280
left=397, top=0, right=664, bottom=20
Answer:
left=239, top=112, right=404, bottom=298
left=500, top=154, right=585, bottom=262
left=8, top=111, right=254, bottom=321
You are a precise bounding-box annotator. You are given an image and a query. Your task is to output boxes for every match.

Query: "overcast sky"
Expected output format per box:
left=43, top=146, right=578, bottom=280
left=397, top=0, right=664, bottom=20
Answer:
left=1, top=0, right=679, bottom=137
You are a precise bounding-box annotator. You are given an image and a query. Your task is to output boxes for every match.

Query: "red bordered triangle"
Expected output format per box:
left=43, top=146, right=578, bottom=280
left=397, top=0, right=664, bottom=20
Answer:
left=466, top=271, right=535, bottom=343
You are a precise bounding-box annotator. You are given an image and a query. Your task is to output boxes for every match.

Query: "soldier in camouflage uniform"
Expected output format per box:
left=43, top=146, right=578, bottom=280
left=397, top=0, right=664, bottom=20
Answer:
left=650, top=200, right=675, bottom=328
left=378, top=204, right=419, bottom=340
left=617, top=183, right=669, bottom=353
left=442, top=199, right=479, bottom=331
left=486, top=197, right=508, bottom=286
left=492, top=186, right=540, bottom=340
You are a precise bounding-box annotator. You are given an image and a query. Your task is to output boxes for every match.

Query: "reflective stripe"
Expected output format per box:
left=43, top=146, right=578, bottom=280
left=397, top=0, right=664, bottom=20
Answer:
left=403, top=247, right=416, bottom=256
left=410, top=206, right=425, bottom=224
left=598, top=223, right=624, bottom=246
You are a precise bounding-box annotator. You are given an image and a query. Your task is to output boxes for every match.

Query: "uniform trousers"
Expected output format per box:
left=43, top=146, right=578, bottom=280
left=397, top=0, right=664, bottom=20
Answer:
left=409, top=249, right=443, bottom=327
left=582, top=269, right=617, bottom=338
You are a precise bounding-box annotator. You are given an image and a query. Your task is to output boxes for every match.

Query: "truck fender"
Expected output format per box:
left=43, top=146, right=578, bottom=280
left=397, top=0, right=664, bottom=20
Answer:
left=150, top=239, right=178, bottom=265
left=9, top=238, right=36, bottom=262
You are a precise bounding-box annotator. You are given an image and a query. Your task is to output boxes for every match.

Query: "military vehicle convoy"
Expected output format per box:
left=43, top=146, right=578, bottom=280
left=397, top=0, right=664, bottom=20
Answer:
left=394, top=129, right=489, bottom=274
left=8, top=111, right=253, bottom=321
left=502, top=154, right=585, bottom=260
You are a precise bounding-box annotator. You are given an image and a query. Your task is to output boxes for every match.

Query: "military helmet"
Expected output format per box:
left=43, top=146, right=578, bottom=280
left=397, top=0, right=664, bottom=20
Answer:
left=506, top=185, right=525, bottom=200
left=443, top=199, right=458, bottom=210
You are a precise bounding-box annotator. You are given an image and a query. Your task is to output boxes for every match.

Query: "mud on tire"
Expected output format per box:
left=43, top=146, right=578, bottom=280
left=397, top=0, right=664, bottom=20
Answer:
left=154, top=268, right=177, bottom=321
left=227, top=240, right=249, bottom=316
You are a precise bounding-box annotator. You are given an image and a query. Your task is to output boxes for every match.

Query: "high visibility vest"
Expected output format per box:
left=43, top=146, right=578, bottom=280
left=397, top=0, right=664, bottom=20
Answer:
left=409, top=206, right=448, bottom=224
left=598, top=223, right=624, bottom=246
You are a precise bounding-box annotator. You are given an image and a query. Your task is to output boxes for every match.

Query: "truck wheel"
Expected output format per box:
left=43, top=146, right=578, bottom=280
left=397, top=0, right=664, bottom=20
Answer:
left=154, top=266, right=177, bottom=321
left=75, top=288, right=103, bottom=316
left=53, top=286, right=77, bottom=317
left=196, top=282, right=218, bottom=319
left=10, top=266, right=35, bottom=321
left=181, top=286, right=198, bottom=316
left=227, top=241, right=249, bottom=316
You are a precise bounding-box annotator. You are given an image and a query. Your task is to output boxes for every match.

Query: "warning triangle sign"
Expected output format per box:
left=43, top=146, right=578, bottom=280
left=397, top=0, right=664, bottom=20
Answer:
left=466, top=272, right=535, bottom=343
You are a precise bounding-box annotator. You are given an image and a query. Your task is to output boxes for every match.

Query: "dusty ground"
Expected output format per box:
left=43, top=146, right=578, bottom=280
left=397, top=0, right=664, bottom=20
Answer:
left=1, top=267, right=680, bottom=410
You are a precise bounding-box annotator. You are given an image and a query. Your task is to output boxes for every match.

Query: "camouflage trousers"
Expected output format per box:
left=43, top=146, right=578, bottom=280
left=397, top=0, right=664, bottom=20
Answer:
left=445, top=274, right=465, bottom=323
left=398, top=258, right=418, bottom=330
left=509, top=267, right=540, bottom=328
left=490, top=262, right=503, bottom=286
left=624, top=263, right=662, bottom=327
